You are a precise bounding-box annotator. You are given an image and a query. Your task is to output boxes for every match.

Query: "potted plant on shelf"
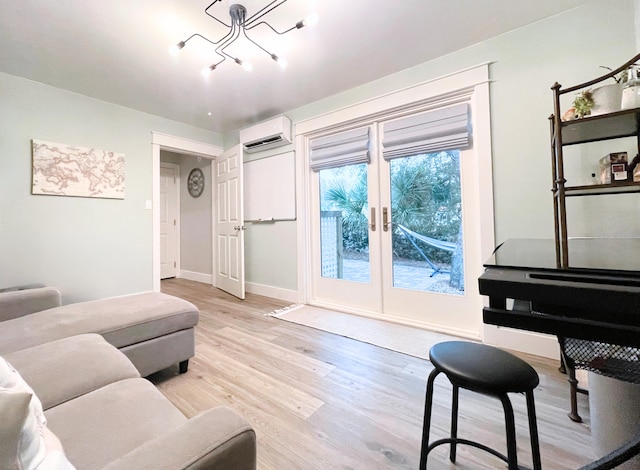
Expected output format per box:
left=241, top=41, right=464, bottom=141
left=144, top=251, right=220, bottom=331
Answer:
left=572, top=90, right=595, bottom=119
left=590, top=66, right=625, bottom=115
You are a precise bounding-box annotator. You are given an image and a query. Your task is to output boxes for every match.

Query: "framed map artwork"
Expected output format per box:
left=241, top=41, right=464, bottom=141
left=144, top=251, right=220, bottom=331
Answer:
left=32, top=140, right=125, bottom=199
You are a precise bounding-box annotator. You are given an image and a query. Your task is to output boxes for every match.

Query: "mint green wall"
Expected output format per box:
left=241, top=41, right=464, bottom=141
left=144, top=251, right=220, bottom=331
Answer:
left=0, top=72, right=222, bottom=303
left=238, top=0, right=636, bottom=292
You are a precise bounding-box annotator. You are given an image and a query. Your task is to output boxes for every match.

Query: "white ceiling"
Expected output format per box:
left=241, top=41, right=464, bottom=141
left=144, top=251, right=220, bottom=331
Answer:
left=0, top=0, right=589, bottom=134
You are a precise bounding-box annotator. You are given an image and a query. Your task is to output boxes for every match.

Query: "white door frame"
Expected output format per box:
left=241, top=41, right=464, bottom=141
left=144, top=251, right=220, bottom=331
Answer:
left=295, top=64, right=495, bottom=338
left=151, top=132, right=223, bottom=291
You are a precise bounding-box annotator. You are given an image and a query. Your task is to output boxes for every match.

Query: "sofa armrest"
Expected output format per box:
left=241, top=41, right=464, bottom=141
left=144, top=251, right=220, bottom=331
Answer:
left=0, top=282, right=46, bottom=293
left=4, top=334, right=140, bottom=409
left=0, top=287, right=61, bottom=322
left=102, top=407, right=256, bottom=470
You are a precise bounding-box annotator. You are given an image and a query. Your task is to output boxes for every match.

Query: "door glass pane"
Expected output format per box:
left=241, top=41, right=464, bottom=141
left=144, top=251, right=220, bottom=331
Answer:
left=318, top=163, right=370, bottom=282
left=389, top=150, right=464, bottom=295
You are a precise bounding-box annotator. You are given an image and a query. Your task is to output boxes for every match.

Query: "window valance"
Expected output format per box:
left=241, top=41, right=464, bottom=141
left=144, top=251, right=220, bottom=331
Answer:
left=382, top=103, right=470, bottom=160
left=309, top=127, right=370, bottom=171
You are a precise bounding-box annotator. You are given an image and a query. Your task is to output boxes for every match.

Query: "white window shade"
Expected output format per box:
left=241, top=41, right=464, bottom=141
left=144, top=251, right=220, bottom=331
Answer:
left=309, top=127, right=370, bottom=171
left=382, top=103, right=470, bottom=160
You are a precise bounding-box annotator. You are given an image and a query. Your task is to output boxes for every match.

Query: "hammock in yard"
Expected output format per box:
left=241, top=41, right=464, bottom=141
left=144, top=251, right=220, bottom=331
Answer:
left=396, top=224, right=455, bottom=277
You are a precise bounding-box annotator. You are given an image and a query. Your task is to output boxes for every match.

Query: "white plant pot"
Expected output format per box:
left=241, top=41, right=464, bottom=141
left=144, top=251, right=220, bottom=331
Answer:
left=590, top=83, right=623, bottom=115
left=621, top=84, right=640, bottom=110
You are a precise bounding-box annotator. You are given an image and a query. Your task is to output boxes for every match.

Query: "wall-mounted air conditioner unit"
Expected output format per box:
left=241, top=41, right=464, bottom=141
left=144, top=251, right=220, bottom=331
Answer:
left=240, top=115, right=292, bottom=153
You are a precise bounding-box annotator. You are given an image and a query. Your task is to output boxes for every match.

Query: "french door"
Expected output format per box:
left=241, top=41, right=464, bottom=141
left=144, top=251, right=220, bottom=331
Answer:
left=309, top=124, right=484, bottom=336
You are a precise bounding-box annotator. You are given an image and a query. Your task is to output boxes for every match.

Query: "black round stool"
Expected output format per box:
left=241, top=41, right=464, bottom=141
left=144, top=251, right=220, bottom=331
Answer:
left=419, top=341, right=542, bottom=470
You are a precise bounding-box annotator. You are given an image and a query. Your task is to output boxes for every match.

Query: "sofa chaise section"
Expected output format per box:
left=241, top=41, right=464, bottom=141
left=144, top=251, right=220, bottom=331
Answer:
left=0, top=290, right=199, bottom=377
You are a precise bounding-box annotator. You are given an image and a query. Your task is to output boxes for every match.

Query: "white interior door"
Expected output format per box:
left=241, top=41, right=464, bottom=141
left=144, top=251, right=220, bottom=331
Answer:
left=160, top=164, right=179, bottom=279
left=214, top=144, right=245, bottom=299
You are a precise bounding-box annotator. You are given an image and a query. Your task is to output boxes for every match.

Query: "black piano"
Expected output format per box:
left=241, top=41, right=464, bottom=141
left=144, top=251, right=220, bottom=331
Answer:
left=480, top=238, right=640, bottom=349
left=478, top=238, right=640, bottom=469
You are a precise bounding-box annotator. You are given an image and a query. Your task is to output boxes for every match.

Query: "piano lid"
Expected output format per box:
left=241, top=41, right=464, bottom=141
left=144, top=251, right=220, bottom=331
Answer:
left=485, top=238, right=640, bottom=275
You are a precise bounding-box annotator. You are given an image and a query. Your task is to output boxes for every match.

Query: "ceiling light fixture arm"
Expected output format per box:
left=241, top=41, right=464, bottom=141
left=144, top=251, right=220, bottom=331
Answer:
left=216, top=20, right=245, bottom=66
left=244, top=0, right=288, bottom=28
left=241, top=27, right=276, bottom=60
left=245, top=20, right=295, bottom=35
left=204, top=0, right=231, bottom=29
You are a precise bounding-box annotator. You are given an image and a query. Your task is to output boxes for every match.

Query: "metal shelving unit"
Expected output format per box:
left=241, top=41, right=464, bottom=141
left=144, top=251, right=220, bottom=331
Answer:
left=550, top=52, right=640, bottom=267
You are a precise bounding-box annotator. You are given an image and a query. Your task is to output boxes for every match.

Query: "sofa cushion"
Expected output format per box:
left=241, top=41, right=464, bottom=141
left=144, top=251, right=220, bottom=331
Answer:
left=5, top=334, right=140, bottom=410
left=0, top=292, right=198, bottom=355
left=45, top=378, right=187, bottom=470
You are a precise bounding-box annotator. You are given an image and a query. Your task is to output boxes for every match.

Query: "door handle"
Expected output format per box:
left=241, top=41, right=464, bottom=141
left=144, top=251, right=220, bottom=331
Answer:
left=233, top=225, right=246, bottom=231
left=370, top=207, right=376, bottom=231
left=382, top=207, right=390, bottom=232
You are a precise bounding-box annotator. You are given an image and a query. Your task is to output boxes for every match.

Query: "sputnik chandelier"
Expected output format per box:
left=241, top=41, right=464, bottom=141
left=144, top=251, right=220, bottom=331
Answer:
left=169, top=0, right=318, bottom=74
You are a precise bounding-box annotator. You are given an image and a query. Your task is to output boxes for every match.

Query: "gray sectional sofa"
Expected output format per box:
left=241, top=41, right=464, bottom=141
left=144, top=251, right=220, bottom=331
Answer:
left=0, top=287, right=257, bottom=469
left=4, top=334, right=256, bottom=469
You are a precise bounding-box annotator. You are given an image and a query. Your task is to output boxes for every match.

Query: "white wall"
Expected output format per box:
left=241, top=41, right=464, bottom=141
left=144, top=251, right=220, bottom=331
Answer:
left=236, top=0, right=636, bottom=294
left=1, top=72, right=222, bottom=303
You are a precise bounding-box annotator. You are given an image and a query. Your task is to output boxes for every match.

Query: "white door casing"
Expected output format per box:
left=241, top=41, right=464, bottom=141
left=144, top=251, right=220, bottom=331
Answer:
left=160, top=164, right=179, bottom=279
left=151, top=132, right=223, bottom=292
left=214, top=144, right=245, bottom=299
left=298, top=64, right=495, bottom=341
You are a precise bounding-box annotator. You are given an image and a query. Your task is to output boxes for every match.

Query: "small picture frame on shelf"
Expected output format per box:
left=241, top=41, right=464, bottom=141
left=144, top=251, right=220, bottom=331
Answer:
left=599, top=152, right=628, bottom=184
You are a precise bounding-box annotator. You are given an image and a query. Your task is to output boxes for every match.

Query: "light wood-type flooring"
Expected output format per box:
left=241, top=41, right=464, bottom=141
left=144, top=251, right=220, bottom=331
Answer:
left=153, top=278, right=595, bottom=469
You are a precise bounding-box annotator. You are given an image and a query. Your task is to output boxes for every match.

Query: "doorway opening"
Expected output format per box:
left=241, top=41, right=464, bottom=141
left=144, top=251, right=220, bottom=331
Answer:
left=151, top=133, right=222, bottom=291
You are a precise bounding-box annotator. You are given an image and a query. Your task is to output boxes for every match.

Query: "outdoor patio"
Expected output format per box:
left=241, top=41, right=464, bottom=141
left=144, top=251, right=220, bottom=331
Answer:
left=341, top=257, right=463, bottom=295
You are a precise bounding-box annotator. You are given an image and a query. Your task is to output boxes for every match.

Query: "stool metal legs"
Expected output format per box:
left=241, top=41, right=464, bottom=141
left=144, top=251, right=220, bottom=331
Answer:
left=419, top=368, right=439, bottom=470
left=526, top=390, right=542, bottom=470
left=499, top=394, right=518, bottom=469
left=450, top=384, right=459, bottom=463
left=420, top=369, right=542, bottom=470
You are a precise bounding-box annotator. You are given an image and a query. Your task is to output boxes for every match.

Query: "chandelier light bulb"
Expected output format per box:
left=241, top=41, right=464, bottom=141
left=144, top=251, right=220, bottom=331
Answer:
left=297, top=12, right=319, bottom=29
left=168, top=41, right=185, bottom=56
left=272, top=54, right=288, bottom=68
left=305, top=12, right=319, bottom=27
left=235, top=58, right=253, bottom=71
left=201, top=64, right=216, bottom=76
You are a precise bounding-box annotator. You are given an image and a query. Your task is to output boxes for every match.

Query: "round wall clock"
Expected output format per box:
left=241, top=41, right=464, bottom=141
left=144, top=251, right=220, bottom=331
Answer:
left=187, top=168, right=205, bottom=198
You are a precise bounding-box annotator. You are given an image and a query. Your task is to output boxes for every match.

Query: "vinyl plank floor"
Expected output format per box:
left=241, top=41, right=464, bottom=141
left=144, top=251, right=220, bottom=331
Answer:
left=154, top=278, right=594, bottom=469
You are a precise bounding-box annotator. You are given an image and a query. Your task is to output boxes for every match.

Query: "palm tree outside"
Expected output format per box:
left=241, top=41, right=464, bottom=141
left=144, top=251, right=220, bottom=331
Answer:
left=319, top=151, right=464, bottom=294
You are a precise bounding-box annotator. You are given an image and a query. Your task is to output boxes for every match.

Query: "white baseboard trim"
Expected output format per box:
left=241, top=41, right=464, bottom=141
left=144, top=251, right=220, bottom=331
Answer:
left=245, top=282, right=298, bottom=303
left=483, top=325, right=560, bottom=360
left=178, top=270, right=213, bottom=284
